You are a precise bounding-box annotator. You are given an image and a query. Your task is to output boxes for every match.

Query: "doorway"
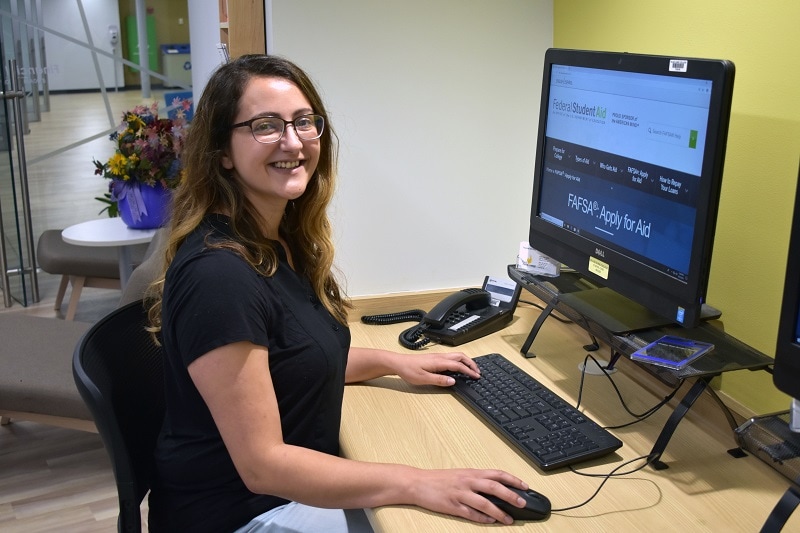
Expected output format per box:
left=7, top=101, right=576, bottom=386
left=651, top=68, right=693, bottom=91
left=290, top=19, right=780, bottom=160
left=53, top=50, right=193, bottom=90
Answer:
left=0, top=0, right=189, bottom=308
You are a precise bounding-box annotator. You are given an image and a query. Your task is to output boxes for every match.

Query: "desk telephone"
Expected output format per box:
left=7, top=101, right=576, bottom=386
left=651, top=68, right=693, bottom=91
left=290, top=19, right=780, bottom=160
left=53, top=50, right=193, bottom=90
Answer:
left=361, top=276, right=522, bottom=349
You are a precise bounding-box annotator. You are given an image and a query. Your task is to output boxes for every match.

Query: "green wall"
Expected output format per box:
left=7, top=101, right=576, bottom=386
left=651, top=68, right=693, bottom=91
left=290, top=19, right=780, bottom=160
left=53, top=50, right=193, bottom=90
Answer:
left=119, top=0, right=191, bottom=86
left=554, top=0, right=800, bottom=413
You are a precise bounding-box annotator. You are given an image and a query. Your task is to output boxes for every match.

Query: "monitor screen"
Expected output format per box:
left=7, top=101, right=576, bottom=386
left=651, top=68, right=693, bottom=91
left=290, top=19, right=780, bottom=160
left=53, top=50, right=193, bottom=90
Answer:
left=528, top=49, right=735, bottom=330
left=773, top=162, right=800, bottom=401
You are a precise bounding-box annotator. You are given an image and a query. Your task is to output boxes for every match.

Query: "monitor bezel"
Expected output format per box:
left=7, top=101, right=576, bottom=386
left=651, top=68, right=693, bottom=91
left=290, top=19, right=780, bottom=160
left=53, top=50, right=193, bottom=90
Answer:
left=773, top=162, right=800, bottom=400
left=528, top=48, right=735, bottom=329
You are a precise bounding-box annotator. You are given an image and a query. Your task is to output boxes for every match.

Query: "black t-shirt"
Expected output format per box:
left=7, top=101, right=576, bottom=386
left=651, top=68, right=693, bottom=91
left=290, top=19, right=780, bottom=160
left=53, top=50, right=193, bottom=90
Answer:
left=148, top=215, right=351, bottom=532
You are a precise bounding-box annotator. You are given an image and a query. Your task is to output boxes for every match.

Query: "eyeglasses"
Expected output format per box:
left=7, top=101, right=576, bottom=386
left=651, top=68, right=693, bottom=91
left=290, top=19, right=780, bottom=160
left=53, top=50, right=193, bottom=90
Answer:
left=230, top=114, right=325, bottom=144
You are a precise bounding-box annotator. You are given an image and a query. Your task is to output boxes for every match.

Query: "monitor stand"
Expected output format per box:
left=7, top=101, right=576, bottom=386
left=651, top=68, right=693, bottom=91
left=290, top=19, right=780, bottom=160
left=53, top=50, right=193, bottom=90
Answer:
left=559, top=287, right=721, bottom=334
left=507, top=265, right=721, bottom=358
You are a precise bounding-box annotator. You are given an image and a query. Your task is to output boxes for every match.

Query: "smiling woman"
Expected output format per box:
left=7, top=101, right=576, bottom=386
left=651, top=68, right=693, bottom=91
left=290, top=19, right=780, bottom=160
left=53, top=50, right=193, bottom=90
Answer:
left=139, top=55, right=530, bottom=533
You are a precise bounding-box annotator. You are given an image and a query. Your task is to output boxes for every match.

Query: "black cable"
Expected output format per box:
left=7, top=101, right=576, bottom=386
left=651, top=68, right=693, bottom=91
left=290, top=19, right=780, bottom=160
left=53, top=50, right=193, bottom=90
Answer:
left=360, top=310, right=432, bottom=350
left=604, top=383, right=684, bottom=430
left=550, top=454, right=653, bottom=512
left=360, top=309, right=426, bottom=325
left=574, top=353, right=685, bottom=427
left=569, top=454, right=655, bottom=479
left=540, top=354, right=691, bottom=513
left=398, top=323, right=432, bottom=350
left=550, top=370, right=676, bottom=514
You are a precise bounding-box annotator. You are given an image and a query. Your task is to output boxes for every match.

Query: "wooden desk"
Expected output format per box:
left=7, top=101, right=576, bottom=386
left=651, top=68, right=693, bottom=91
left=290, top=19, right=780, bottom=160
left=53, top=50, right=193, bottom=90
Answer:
left=62, top=217, right=156, bottom=289
left=342, top=303, right=800, bottom=532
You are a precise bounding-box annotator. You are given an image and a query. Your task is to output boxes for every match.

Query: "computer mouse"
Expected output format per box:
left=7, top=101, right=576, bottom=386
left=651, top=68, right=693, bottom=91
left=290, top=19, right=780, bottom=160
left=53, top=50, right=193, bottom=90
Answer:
left=482, top=486, right=551, bottom=521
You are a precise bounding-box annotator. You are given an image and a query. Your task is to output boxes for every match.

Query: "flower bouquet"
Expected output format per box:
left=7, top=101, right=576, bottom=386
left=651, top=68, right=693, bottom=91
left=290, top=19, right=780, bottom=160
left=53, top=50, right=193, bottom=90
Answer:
left=93, top=99, right=190, bottom=228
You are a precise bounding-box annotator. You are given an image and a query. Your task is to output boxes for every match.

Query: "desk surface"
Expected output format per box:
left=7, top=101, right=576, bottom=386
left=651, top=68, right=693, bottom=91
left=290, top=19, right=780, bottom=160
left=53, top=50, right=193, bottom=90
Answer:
left=342, top=303, right=799, bottom=532
left=62, top=217, right=156, bottom=247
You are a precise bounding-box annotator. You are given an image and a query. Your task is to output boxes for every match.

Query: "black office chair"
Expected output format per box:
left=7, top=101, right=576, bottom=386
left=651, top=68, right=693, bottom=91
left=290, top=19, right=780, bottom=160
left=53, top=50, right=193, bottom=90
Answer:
left=73, top=300, right=165, bottom=533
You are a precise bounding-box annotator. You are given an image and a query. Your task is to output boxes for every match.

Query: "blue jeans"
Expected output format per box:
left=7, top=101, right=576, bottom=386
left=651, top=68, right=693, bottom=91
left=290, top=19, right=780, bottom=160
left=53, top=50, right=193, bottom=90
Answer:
left=233, top=502, right=374, bottom=533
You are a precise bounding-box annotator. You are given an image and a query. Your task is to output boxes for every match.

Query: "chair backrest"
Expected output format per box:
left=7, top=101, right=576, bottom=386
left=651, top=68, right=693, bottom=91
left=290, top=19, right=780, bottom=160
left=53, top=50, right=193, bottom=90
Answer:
left=73, top=300, right=165, bottom=533
left=119, top=228, right=167, bottom=307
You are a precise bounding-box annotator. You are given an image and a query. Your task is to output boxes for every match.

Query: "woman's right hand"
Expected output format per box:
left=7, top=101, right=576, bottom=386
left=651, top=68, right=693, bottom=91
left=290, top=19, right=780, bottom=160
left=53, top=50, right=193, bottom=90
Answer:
left=408, top=468, right=530, bottom=525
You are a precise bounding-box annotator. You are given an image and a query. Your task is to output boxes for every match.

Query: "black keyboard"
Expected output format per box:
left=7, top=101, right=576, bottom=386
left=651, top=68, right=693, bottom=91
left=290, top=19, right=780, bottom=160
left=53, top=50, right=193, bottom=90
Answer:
left=450, top=353, right=622, bottom=470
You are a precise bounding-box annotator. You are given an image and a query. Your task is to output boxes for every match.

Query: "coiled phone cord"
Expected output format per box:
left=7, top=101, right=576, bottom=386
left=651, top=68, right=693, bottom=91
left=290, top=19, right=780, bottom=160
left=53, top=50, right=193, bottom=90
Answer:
left=361, top=309, right=426, bottom=325
left=361, top=310, right=432, bottom=350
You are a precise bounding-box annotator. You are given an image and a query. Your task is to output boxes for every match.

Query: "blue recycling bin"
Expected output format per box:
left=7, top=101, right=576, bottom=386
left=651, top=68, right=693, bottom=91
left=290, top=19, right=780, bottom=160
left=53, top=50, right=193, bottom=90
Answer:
left=161, top=44, right=191, bottom=87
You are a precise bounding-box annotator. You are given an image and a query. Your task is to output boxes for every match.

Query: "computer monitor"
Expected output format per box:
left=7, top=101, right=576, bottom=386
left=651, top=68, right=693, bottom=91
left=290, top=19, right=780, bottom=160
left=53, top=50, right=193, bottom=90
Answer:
left=772, top=162, right=800, bottom=429
left=528, top=48, right=735, bottom=331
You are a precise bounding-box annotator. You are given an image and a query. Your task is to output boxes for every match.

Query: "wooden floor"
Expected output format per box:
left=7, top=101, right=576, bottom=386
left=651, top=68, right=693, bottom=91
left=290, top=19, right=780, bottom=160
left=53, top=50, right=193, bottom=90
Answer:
left=1, top=89, right=165, bottom=531
left=0, top=286, right=148, bottom=531
left=0, top=421, right=131, bottom=532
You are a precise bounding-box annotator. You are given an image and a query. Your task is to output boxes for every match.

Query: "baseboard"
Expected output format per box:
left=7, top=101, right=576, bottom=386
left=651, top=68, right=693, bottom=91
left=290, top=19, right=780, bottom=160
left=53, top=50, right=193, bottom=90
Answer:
left=0, top=410, right=96, bottom=433
left=347, top=289, right=458, bottom=322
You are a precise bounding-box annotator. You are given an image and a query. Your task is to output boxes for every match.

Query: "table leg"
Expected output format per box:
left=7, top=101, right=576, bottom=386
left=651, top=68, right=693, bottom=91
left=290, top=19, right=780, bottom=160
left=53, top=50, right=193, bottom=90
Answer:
left=117, top=246, right=134, bottom=290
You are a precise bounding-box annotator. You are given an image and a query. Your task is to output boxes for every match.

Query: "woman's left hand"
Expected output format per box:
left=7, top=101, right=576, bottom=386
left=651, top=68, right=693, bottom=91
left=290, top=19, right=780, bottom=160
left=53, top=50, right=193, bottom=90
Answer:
left=394, top=351, right=480, bottom=387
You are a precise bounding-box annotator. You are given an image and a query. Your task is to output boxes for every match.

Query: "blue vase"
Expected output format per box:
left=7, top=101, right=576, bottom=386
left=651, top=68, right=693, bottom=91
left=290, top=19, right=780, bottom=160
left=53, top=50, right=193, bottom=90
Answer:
left=115, top=182, right=171, bottom=229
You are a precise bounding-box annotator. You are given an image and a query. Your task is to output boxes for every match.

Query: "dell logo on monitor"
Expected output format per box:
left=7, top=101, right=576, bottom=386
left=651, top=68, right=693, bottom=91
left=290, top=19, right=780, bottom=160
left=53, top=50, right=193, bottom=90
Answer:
left=595, top=248, right=605, bottom=258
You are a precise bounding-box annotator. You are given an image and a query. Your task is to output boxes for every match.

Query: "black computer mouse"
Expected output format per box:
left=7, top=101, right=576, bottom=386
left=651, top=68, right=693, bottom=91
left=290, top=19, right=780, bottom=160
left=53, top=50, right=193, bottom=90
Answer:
left=482, top=486, right=551, bottom=521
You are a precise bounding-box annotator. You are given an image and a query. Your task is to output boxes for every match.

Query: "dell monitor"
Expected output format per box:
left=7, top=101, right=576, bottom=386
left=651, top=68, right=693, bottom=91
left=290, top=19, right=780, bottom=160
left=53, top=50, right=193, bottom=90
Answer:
left=772, top=162, right=800, bottom=430
left=528, top=48, right=735, bottom=331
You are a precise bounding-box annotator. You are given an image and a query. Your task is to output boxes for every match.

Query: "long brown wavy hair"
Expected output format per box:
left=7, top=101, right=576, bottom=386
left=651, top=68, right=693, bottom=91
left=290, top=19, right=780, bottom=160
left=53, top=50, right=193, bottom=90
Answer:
left=146, top=54, right=350, bottom=334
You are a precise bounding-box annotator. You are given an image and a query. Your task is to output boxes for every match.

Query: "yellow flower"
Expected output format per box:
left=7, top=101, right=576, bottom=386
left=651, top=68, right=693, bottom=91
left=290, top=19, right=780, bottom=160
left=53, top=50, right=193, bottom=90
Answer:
left=108, top=153, right=127, bottom=176
left=94, top=100, right=188, bottom=201
left=126, top=114, right=146, bottom=131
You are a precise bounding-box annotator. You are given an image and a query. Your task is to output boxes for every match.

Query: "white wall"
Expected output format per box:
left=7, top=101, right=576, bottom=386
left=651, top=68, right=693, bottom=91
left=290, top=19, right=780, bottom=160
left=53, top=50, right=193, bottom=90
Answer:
left=42, top=0, right=122, bottom=91
left=269, top=1, right=553, bottom=296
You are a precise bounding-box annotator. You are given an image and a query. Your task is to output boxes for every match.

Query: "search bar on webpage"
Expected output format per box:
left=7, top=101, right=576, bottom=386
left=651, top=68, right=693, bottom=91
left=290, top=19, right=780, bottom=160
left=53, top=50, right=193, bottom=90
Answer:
left=647, top=123, right=698, bottom=148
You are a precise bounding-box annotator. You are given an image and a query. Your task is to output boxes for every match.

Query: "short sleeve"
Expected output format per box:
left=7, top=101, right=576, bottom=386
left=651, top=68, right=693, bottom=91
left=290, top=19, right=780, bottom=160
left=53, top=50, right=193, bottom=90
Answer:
left=162, top=248, right=272, bottom=368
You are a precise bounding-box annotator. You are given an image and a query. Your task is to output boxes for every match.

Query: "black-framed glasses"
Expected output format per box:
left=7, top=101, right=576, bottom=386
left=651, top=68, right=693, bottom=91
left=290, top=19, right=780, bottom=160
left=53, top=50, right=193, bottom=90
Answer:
left=230, top=114, right=325, bottom=144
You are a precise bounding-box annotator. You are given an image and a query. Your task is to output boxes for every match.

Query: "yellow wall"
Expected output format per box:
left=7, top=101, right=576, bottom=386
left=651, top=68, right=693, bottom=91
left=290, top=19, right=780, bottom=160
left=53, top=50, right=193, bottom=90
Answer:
left=554, top=0, right=800, bottom=413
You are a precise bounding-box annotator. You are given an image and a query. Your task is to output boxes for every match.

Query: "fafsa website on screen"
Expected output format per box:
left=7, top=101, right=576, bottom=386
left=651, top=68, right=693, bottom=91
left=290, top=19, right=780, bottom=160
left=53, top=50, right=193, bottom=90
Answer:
left=537, top=65, right=713, bottom=282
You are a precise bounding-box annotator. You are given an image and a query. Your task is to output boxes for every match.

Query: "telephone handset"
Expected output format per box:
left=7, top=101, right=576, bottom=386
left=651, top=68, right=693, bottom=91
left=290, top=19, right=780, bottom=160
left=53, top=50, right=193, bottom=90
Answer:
left=422, top=288, right=491, bottom=329
left=361, top=276, right=521, bottom=350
